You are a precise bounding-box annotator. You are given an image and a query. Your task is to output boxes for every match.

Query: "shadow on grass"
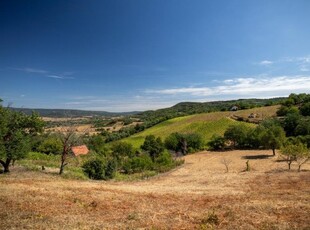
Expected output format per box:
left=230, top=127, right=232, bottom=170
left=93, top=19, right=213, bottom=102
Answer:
left=242, top=154, right=273, bottom=160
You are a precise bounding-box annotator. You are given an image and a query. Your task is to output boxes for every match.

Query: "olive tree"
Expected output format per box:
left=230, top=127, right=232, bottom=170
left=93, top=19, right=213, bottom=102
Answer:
left=0, top=103, right=44, bottom=172
left=280, top=142, right=307, bottom=170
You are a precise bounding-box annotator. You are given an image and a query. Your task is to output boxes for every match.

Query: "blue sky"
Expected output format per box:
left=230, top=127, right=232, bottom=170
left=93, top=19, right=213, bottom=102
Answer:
left=1, top=0, right=310, bottom=112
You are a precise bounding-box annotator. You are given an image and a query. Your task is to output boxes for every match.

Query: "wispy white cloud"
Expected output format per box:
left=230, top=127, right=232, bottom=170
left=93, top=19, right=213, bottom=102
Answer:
left=146, top=76, right=310, bottom=97
left=258, top=60, right=273, bottom=66
left=300, top=66, right=309, bottom=72
left=13, top=67, right=75, bottom=80
left=14, top=67, right=48, bottom=74
left=260, top=55, right=310, bottom=72
left=47, top=75, right=75, bottom=79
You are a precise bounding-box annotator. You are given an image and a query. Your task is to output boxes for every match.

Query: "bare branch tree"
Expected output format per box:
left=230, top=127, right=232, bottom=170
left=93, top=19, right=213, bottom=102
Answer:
left=58, top=117, right=90, bottom=175
left=296, top=151, right=310, bottom=172
left=220, top=157, right=232, bottom=173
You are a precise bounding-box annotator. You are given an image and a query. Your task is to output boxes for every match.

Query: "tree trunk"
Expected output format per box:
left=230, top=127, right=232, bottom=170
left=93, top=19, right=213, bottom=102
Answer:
left=0, top=158, right=11, bottom=173
left=59, top=158, right=68, bottom=175
left=59, top=163, right=64, bottom=175
left=59, top=159, right=67, bottom=175
left=272, top=148, right=275, bottom=156
left=288, top=161, right=291, bottom=170
left=298, top=165, right=301, bottom=172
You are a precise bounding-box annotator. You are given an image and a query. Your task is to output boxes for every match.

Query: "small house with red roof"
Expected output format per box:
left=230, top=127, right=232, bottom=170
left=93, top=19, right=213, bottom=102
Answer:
left=71, top=145, right=89, bottom=157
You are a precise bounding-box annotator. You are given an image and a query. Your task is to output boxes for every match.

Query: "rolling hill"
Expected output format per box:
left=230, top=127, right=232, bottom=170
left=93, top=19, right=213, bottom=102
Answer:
left=121, top=105, right=280, bottom=148
left=10, top=108, right=138, bottom=117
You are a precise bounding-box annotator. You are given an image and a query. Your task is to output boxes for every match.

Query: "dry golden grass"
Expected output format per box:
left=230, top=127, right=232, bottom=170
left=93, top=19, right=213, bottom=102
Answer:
left=1, top=149, right=309, bottom=229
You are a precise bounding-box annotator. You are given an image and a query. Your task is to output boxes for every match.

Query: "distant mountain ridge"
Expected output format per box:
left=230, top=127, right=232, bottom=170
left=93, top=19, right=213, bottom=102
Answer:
left=10, top=108, right=139, bottom=117
left=9, top=97, right=286, bottom=118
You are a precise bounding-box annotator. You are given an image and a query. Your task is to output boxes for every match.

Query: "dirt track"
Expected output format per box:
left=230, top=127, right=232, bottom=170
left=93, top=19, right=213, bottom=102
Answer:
left=1, top=150, right=309, bottom=229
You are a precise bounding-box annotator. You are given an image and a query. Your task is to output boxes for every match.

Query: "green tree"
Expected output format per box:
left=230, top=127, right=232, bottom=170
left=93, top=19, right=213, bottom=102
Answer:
left=141, top=135, right=165, bottom=161
left=295, top=118, right=310, bottom=136
left=296, top=147, right=310, bottom=172
left=224, top=124, right=253, bottom=148
left=261, top=125, right=286, bottom=155
left=164, top=133, right=179, bottom=152
left=38, top=134, right=62, bottom=155
left=87, top=135, right=107, bottom=156
left=300, top=102, right=310, bottom=116
left=0, top=105, right=44, bottom=173
left=280, top=142, right=308, bottom=170
left=111, top=142, right=134, bottom=168
left=283, top=113, right=301, bottom=136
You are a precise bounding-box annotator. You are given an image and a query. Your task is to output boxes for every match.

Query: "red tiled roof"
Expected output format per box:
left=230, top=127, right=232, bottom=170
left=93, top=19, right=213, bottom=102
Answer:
left=72, top=145, right=89, bottom=156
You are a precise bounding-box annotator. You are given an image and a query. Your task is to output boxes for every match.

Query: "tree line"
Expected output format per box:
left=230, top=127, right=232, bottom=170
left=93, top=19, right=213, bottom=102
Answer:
left=208, top=93, right=310, bottom=171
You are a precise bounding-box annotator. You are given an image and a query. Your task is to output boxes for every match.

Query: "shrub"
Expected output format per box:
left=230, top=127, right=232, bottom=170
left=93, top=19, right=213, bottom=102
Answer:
left=105, top=158, right=117, bottom=179
left=201, top=211, right=219, bottom=226
left=123, top=154, right=153, bottom=174
left=184, top=133, right=204, bottom=151
left=165, top=132, right=203, bottom=154
left=38, top=135, right=62, bottom=155
left=141, top=135, right=165, bottom=161
left=208, top=135, right=226, bottom=150
left=82, top=158, right=106, bottom=180
left=154, top=151, right=175, bottom=172
left=155, top=151, right=173, bottom=166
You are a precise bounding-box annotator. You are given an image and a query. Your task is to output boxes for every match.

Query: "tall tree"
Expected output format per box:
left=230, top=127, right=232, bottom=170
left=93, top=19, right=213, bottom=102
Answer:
left=260, top=125, right=286, bottom=155
left=0, top=104, right=44, bottom=172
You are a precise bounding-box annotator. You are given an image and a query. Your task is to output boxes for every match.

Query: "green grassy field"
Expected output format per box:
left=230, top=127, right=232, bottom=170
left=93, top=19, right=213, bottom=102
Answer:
left=122, top=114, right=250, bottom=148
left=120, top=106, right=280, bottom=148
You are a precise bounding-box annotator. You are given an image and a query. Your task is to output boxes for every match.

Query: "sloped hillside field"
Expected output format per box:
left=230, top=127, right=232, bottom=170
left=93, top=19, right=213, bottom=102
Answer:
left=123, top=105, right=279, bottom=148
left=1, top=150, right=309, bottom=229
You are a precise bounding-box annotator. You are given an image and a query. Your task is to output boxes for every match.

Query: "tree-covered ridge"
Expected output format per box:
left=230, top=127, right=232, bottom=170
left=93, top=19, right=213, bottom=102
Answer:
left=10, top=108, right=137, bottom=118
left=137, top=97, right=285, bottom=123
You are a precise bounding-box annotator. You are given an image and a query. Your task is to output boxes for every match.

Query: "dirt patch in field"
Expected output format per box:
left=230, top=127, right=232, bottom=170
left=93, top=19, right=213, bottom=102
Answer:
left=1, top=150, right=309, bottom=229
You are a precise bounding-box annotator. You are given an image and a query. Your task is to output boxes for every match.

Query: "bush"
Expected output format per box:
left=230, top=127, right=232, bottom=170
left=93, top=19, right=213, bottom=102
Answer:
left=184, top=133, right=204, bottom=151
left=123, top=154, right=153, bottom=174
left=165, top=132, right=203, bottom=155
left=141, top=135, right=165, bottom=161
left=37, top=135, right=62, bottom=155
left=201, top=211, right=220, bottom=226
left=124, top=155, right=152, bottom=174
left=208, top=135, right=226, bottom=150
left=155, top=151, right=173, bottom=166
left=82, top=158, right=106, bottom=180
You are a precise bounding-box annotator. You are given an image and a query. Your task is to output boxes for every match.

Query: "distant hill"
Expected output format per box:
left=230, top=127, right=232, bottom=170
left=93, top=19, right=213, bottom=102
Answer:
left=9, top=97, right=285, bottom=118
left=10, top=108, right=139, bottom=117
left=121, top=105, right=280, bottom=148
left=136, top=97, right=285, bottom=122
